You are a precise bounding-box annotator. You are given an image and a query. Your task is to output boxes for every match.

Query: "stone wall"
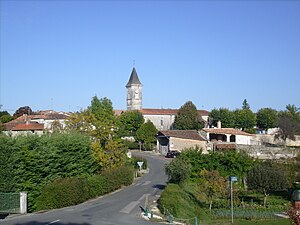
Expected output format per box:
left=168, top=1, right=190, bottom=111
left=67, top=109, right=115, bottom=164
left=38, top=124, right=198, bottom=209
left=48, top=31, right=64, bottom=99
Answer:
left=237, top=144, right=299, bottom=160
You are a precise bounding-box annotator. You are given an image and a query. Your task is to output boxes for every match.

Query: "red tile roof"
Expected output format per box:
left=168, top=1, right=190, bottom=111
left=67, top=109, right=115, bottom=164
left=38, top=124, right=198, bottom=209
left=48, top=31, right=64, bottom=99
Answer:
left=11, top=123, right=44, bottom=131
left=203, top=128, right=253, bottom=136
left=158, top=130, right=207, bottom=141
left=140, top=108, right=209, bottom=116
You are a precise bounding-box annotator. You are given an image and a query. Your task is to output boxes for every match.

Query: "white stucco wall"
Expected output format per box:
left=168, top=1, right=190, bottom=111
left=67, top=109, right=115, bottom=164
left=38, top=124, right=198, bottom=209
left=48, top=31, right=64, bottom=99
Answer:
left=236, top=135, right=251, bottom=145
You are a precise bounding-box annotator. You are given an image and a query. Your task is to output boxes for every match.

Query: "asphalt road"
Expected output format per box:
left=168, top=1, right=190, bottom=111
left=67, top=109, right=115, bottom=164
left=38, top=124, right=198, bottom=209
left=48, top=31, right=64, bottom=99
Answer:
left=1, top=151, right=169, bottom=225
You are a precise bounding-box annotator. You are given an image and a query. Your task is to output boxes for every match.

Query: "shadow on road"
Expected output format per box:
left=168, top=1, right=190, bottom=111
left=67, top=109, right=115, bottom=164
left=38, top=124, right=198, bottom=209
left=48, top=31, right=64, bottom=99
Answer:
left=152, top=184, right=166, bottom=190
left=0, top=213, right=9, bottom=220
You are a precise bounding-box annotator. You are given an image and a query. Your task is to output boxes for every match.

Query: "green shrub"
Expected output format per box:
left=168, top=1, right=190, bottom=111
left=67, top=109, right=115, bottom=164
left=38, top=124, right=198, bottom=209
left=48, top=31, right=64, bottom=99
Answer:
left=123, top=140, right=139, bottom=149
left=36, top=166, right=134, bottom=211
left=158, top=184, right=200, bottom=219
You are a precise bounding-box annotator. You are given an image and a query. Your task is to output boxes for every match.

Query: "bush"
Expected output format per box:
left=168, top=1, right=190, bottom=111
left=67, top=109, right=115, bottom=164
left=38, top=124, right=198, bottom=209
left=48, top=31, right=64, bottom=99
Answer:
left=36, top=166, right=134, bottom=211
left=158, top=184, right=200, bottom=219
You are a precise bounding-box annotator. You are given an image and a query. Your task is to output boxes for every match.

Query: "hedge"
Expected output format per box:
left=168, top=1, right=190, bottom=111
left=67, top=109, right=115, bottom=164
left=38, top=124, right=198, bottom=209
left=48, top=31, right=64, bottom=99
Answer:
left=35, top=165, right=134, bottom=210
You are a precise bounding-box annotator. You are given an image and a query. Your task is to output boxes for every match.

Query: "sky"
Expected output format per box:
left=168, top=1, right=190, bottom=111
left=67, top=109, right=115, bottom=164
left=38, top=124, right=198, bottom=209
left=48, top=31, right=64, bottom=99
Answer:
left=1, top=0, right=299, bottom=114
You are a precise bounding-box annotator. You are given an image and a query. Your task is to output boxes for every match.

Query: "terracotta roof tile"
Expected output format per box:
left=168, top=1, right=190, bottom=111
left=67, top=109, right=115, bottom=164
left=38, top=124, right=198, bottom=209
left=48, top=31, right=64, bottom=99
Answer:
left=158, top=130, right=207, bottom=141
left=11, top=123, right=44, bottom=131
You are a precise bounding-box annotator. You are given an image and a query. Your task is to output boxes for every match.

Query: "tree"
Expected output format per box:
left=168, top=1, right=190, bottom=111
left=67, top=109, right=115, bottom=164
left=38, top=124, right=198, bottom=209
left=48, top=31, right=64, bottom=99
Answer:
left=256, top=108, right=278, bottom=131
left=136, top=120, right=157, bottom=150
left=209, top=108, right=235, bottom=128
left=275, top=104, right=300, bottom=143
left=14, top=106, right=33, bottom=117
left=197, top=170, right=226, bottom=211
left=66, top=96, right=127, bottom=169
left=117, top=110, right=144, bottom=138
left=242, top=99, right=250, bottom=110
left=174, top=101, right=204, bottom=130
left=234, top=109, right=256, bottom=131
left=165, top=157, right=191, bottom=184
left=0, top=111, right=13, bottom=123
left=247, top=161, right=288, bottom=207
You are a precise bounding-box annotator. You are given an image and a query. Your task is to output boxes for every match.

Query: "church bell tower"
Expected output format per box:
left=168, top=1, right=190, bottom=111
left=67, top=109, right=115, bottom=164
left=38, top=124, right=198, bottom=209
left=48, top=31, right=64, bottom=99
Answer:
left=126, top=67, right=142, bottom=110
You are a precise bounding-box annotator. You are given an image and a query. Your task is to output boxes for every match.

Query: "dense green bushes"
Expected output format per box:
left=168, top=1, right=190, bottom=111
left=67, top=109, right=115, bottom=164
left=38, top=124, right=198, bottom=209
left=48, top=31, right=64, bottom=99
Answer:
left=158, top=184, right=201, bottom=219
left=0, top=133, right=98, bottom=211
left=36, top=165, right=134, bottom=210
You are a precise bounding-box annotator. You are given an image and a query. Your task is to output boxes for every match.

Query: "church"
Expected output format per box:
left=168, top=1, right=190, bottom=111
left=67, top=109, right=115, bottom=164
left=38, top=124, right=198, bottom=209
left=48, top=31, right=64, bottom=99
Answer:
left=124, top=67, right=209, bottom=130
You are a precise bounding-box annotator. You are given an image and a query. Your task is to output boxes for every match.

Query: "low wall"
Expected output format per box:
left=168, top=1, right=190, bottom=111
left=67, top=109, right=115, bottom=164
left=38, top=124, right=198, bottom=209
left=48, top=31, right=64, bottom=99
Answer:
left=237, top=145, right=299, bottom=160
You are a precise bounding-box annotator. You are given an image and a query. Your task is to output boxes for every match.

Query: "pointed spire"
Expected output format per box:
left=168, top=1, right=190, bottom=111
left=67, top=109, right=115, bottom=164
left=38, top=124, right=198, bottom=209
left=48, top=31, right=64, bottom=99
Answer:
left=126, top=67, right=142, bottom=87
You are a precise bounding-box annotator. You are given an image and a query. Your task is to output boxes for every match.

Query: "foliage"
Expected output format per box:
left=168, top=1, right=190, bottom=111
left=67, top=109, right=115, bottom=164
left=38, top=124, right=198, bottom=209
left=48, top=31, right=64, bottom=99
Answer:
left=158, top=184, right=201, bottom=219
left=234, top=109, right=256, bottom=131
left=66, top=96, right=127, bottom=169
left=136, top=120, right=157, bottom=151
left=197, top=170, right=227, bottom=211
left=256, top=108, right=278, bottom=131
left=0, top=133, right=98, bottom=211
left=242, top=99, right=250, bottom=110
left=165, top=157, right=192, bottom=184
left=174, top=101, right=204, bottom=130
left=179, top=148, right=254, bottom=181
left=247, top=161, right=288, bottom=207
left=13, top=106, right=33, bottom=117
left=0, top=111, right=14, bottom=123
left=35, top=165, right=134, bottom=211
left=117, top=110, right=144, bottom=138
left=276, top=105, right=300, bottom=142
left=209, top=108, right=235, bottom=128
left=287, top=206, right=300, bottom=225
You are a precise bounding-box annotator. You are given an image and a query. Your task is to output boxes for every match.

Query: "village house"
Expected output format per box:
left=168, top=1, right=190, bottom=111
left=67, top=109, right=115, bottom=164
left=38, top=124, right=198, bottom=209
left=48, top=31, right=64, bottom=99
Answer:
left=156, top=130, right=208, bottom=155
left=2, top=110, right=69, bottom=136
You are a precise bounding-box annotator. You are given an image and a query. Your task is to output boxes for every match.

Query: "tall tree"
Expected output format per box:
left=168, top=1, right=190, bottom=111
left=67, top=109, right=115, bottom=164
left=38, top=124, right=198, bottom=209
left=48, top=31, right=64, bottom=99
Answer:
left=247, top=161, right=288, bottom=207
left=117, top=110, right=144, bottom=138
left=136, top=120, right=157, bottom=151
left=197, top=170, right=227, bottom=211
left=66, top=96, right=126, bottom=170
left=209, top=108, right=235, bottom=128
left=14, top=106, right=33, bottom=117
left=174, top=101, right=204, bottom=130
left=275, top=104, right=300, bottom=143
left=234, top=109, right=256, bottom=131
left=256, top=108, right=278, bottom=131
left=242, top=99, right=250, bottom=110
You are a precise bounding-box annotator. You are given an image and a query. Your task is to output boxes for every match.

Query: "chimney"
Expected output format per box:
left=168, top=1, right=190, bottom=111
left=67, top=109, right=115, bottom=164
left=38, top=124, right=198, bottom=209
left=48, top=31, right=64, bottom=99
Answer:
left=217, top=120, right=222, bottom=129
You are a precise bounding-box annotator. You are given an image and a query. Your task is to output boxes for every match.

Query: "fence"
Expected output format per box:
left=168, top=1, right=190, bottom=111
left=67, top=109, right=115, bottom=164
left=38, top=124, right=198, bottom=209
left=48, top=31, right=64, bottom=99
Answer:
left=0, top=192, right=27, bottom=214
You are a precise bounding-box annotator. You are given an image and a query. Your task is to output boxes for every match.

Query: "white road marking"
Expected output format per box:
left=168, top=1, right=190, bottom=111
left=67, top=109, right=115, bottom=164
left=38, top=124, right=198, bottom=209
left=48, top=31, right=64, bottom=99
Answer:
left=120, top=201, right=139, bottom=214
left=142, top=181, right=151, bottom=186
left=45, top=220, right=60, bottom=225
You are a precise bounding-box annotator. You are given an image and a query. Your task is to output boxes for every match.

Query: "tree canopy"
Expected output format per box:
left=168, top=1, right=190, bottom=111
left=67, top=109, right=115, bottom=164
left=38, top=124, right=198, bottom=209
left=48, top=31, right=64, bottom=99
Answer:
left=14, top=106, right=33, bottom=117
left=256, top=108, right=278, bottom=131
left=209, top=108, right=235, bottom=128
left=117, top=110, right=144, bottom=138
left=136, top=120, right=157, bottom=150
left=173, top=101, right=204, bottom=130
left=234, top=109, right=256, bottom=131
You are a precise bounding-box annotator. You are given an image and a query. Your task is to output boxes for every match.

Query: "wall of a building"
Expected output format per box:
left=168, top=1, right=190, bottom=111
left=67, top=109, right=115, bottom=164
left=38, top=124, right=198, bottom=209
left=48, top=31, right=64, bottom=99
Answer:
left=169, top=137, right=207, bottom=153
left=144, top=114, right=175, bottom=130
left=126, top=84, right=142, bottom=110
left=236, top=135, right=251, bottom=145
